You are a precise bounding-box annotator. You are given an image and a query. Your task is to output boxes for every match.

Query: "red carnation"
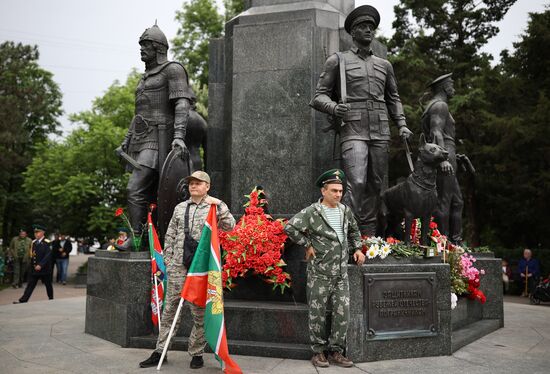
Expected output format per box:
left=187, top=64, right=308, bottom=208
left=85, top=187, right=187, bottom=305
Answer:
left=115, top=208, right=124, bottom=217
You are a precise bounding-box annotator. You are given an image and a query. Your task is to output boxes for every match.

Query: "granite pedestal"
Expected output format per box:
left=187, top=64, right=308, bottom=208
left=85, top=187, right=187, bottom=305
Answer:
left=85, top=250, right=152, bottom=347
left=85, top=250, right=503, bottom=361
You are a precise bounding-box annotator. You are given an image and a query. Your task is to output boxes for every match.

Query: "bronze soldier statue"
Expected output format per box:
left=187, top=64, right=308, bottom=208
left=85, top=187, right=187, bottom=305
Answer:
left=311, top=5, right=412, bottom=236
left=119, top=24, right=199, bottom=249
left=421, top=73, right=472, bottom=245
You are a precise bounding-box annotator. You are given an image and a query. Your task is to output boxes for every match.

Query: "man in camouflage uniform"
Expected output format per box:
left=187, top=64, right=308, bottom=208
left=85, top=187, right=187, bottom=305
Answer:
left=285, top=169, right=365, bottom=368
left=8, top=229, right=32, bottom=288
left=139, top=171, right=235, bottom=369
left=120, top=24, right=195, bottom=248
left=311, top=5, right=412, bottom=236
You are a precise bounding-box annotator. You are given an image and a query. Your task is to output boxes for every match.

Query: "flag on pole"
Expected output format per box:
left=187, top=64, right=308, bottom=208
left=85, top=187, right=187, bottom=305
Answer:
left=148, top=208, right=166, bottom=327
left=181, top=205, right=242, bottom=374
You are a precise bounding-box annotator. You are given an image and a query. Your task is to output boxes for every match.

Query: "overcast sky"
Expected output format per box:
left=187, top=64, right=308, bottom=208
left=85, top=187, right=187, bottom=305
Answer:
left=0, top=0, right=547, bottom=137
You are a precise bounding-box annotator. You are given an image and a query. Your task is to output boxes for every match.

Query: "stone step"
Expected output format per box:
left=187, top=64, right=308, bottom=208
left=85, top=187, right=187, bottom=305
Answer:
left=135, top=300, right=310, bottom=346
left=130, top=335, right=312, bottom=360
left=451, top=319, right=501, bottom=352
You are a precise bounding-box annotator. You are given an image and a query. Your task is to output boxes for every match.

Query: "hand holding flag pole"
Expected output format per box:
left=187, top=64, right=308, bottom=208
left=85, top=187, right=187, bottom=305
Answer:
left=157, top=204, right=242, bottom=373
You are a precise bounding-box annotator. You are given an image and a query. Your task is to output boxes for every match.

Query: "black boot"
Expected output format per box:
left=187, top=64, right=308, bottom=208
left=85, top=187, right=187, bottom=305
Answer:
left=190, top=355, right=204, bottom=369
left=139, top=351, right=166, bottom=368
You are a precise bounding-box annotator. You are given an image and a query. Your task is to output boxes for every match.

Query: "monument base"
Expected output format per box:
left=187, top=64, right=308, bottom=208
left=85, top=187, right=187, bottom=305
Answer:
left=85, top=251, right=503, bottom=362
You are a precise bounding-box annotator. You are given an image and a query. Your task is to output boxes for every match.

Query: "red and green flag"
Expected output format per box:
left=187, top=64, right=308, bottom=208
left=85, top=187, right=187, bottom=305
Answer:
left=148, top=207, right=166, bottom=327
left=181, top=205, right=242, bottom=374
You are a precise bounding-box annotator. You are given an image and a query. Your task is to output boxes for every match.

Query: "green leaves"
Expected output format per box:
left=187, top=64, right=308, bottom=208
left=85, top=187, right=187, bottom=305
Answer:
left=172, top=0, right=224, bottom=88
left=22, top=72, right=136, bottom=238
left=0, top=42, right=63, bottom=243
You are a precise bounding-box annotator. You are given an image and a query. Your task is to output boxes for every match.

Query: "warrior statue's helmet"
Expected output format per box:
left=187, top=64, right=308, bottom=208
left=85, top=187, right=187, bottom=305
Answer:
left=139, top=24, right=169, bottom=63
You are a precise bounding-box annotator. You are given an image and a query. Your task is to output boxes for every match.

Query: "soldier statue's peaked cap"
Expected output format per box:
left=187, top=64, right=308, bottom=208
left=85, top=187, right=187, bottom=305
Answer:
left=427, top=73, right=453, bottom=88
left=32, top=224, right=46, bottom=232
left=139, top=24, right=169, bottom=48
left=316, top=169, right=346, bottom=188
left=184, top=170, right=211, bottom=184
left=344, top=5, right=381, bottom=34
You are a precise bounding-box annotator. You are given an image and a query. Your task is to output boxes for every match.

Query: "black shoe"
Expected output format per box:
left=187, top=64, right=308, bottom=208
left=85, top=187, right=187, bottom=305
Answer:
left=13, top=300, right=26, bottom=304
left=190, top=356, right=204, bottom=369
left=139, top=351, right=166, bottom=368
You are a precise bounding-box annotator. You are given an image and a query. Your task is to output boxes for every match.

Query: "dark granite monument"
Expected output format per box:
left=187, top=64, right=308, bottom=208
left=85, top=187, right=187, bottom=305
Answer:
left=85, top=0, right=504, bottom=364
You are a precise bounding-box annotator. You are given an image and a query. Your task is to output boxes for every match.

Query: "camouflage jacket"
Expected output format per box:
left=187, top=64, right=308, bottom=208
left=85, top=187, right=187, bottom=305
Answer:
left=9, top=236, right=32, bottom=260
left=285, top=200, right=362, bottom=277
left=164, top=196, right=235, bottom=270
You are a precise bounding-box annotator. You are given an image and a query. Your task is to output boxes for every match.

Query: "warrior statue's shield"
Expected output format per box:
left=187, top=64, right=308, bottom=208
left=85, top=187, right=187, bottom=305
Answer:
left=157, top=147, right=193, bottom=243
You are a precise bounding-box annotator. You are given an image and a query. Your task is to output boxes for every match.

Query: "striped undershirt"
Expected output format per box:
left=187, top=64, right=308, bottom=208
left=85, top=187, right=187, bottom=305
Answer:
left=322, top=205, right=344, bottom=242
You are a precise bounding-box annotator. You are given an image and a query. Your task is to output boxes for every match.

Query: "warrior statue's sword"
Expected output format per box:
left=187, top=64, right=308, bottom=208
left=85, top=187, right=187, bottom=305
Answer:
left=115, top=146, right=142, bottom=170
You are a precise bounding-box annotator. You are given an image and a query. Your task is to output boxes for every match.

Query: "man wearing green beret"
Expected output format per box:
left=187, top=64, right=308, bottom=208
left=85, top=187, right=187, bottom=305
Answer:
left=8, top=229, right=32, bottom=288
left=285, top=169, right=365, bottom=368
left=311, top=5, right=412, bottom=236
left=14, top=224, right=53, bottom=303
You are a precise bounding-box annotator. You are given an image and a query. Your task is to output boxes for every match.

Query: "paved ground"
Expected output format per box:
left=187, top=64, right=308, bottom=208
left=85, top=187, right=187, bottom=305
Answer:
left=0, top=254, right=88, bottom=305
left=0, top=293, right=549, bottom=373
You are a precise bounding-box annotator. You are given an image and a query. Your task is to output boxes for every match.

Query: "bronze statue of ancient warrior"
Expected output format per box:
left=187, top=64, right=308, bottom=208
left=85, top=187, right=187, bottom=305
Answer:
left=118, top=24, right=206, bottom=249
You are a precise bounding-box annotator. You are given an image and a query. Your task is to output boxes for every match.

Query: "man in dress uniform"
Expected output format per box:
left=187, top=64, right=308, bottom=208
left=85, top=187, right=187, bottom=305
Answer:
left=311, top=5, right=413, bottom=236
left=13, top=224, right=53, bottom=303
left=285, top=169, right=365, bottom=368
left=120, top=23, right=196, bottom=249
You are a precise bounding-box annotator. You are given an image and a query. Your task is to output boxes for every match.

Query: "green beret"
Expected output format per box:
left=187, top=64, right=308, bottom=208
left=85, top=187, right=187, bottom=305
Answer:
left=427, top=73, right=453, bottom=89
left=316, top=169, right=346, bottom=188
left=344, top=5, right=381, bottom=34
left=32, top=224, right=46, bottom=232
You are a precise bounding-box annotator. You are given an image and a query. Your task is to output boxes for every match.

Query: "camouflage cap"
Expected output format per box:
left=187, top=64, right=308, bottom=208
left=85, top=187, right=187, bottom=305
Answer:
left=184, top=170, right=211, bottom=184
left=316, top=169, right=346, bottom=188
left=344, top=5, right=381, bottom=34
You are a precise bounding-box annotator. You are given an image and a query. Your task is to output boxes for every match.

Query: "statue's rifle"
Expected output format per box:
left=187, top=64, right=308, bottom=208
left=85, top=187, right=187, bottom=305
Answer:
left=322, top=52, right=346, bottom=160
left=403, top=137, right=414, bottom=173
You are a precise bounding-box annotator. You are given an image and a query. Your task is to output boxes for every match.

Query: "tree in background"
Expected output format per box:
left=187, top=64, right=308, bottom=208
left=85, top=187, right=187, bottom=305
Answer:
left=171, top=0, right=244, bottom=118
left=474, top=8, right=550, bottom=248
left=172, top=0, right=225, bottom=91
left=387, top=0, right=517, bottom=246
left=0, top=42, right=62, bottom=245
left=23, top=72, right=139, bottom=239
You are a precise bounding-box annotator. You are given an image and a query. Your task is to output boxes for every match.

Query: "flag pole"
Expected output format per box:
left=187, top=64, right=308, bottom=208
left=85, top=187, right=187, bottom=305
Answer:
left=154, top=274, right=162, bottom=334
left=157, top=297, right=184, bottom=371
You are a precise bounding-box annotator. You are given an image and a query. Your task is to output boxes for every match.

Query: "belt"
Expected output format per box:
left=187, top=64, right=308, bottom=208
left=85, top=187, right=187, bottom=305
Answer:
left=348, top=100, right=386, bottom=110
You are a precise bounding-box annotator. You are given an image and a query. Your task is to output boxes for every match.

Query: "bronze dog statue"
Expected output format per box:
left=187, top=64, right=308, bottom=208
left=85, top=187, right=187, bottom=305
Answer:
left=382, top=134, right=448, bottom=244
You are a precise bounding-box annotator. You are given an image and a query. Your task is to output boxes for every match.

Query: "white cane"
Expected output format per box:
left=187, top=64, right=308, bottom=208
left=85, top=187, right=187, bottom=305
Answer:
left=153, top=274, right=162, bottom=335
left=157, top=297, right=185, bottom=371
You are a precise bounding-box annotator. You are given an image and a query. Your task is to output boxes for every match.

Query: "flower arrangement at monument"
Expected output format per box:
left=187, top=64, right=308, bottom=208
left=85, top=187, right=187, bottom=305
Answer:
left=219, top=187, right=291, bottom=293
left=114, top=207, right=141, bottom=250
left=359, top=218, right=487, bottom=307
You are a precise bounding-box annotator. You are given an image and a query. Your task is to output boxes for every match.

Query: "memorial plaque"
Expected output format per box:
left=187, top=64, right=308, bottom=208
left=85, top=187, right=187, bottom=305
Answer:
left=364, top=272, right=437, bottom=339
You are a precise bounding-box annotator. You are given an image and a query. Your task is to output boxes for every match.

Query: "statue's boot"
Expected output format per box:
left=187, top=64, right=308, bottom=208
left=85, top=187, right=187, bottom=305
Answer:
left=127, top=203, right=147, bottom=251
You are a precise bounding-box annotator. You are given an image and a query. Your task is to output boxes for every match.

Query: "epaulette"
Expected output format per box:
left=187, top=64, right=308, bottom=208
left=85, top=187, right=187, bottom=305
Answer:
left=44, top=239, right=51, bottom=243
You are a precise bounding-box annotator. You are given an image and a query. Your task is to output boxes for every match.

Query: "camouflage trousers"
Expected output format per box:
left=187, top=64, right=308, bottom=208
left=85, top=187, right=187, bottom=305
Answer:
left=155, top=264, right=206, bottom=356
left=12, top=258, right=28, bottom=286
left=306, top=271, right=350, bottom=353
